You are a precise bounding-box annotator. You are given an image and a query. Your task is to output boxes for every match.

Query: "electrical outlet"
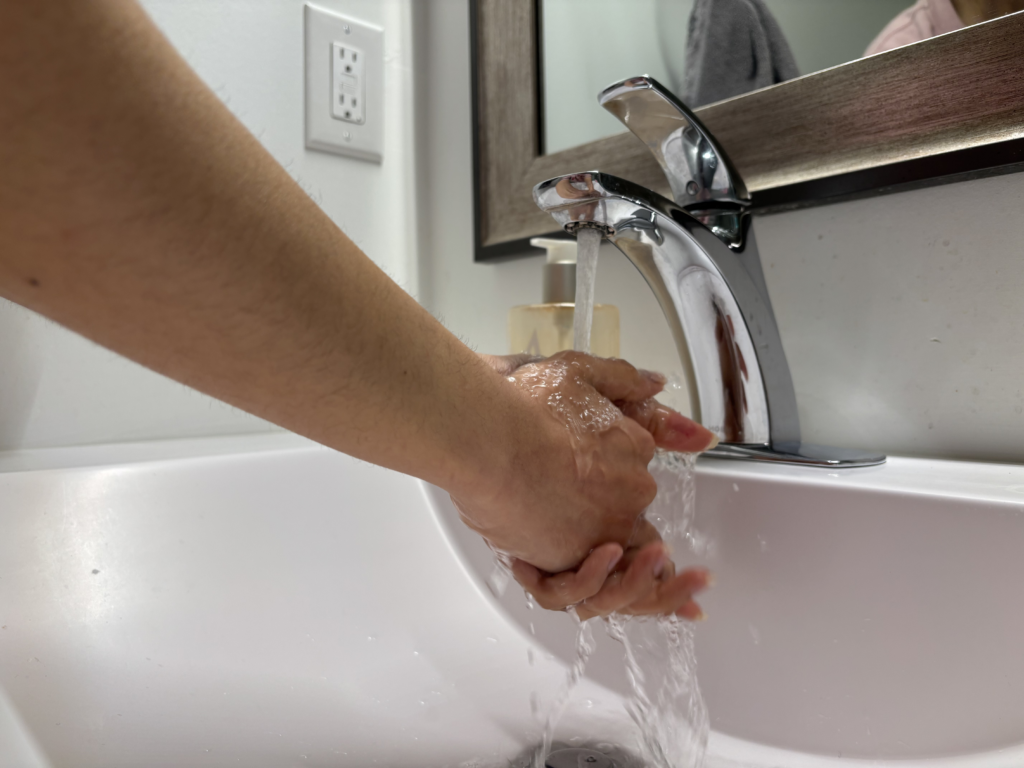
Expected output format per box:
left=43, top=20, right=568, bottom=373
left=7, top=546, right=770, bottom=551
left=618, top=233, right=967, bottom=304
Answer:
left=304, top=4, right=383, bottom=162
left=331, top=42, right=364, bottom=124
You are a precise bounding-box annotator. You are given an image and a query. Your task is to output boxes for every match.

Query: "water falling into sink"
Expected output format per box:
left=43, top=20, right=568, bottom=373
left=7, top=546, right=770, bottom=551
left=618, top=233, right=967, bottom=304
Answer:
left=507, top=226, right=709, bottom=767
left=531, top=452, right=709, bottom=768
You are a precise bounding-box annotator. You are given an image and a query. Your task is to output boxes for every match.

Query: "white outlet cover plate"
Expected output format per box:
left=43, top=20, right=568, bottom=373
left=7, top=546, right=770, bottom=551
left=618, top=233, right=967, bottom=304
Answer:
left=304, top=4, right=383, bottom=162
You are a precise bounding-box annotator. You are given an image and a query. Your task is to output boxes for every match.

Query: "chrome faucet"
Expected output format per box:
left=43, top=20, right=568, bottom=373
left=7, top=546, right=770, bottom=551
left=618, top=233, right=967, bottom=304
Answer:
left=534, top=76, right=883, bottom=467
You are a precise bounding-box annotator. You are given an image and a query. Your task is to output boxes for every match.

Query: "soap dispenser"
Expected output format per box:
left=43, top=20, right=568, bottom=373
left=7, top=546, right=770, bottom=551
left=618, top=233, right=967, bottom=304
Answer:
left=508, top=237, right=620, bottom=358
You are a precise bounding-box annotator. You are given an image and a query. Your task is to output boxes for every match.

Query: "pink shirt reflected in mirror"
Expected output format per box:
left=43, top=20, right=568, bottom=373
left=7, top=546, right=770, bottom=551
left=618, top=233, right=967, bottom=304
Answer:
left=864, top=0, right=965, bottom=56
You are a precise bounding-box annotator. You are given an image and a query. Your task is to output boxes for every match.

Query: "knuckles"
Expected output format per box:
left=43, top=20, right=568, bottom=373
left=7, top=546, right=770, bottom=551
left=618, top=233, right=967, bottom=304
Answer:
left=637, top=473, right=659, bottom=509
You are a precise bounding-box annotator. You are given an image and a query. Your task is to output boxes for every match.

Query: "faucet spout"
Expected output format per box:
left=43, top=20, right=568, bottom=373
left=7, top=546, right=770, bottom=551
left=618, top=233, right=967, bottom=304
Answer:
left=534, top=171, right=884, bottom=468
left=534, top=76, right=884, bottom=467
left=535, top=171, right=781, bottom=446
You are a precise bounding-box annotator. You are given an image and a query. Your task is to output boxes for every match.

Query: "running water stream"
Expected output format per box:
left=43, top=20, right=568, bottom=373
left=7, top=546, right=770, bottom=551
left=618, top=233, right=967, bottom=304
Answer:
left=527, top=233, right=709, bottom=768
left=572, top=228, right=602, bottom=354
left=605, top=453, right=709, bottom=768
left=530, top=453, right=709, bottom=768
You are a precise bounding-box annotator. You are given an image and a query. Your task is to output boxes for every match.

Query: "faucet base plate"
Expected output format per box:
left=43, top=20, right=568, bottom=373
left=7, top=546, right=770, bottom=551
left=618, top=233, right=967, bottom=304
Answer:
left=705, top=442, right=886, bottom=468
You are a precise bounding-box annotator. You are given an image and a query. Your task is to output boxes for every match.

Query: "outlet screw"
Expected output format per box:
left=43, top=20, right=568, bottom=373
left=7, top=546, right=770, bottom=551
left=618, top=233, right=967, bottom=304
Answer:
left=343, top=24, right=351, bottom=34
left=343, top=131, right=351, bottom=141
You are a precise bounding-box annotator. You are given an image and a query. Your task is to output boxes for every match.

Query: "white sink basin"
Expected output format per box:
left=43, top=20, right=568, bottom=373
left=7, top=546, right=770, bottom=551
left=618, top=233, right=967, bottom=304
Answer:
left=3, top=434, right=1024, bottom=766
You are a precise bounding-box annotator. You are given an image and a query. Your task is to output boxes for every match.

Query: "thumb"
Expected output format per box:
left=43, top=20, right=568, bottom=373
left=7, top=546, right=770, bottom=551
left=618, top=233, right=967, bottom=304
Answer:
left=619, top=398, right=719, bottom=453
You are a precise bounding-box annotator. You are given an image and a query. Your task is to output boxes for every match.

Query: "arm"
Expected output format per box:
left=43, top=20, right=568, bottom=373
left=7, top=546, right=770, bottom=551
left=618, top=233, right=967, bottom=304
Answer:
left=0, top=1, right=714, bottom=612
left=0, top=0, right=523, bottom=505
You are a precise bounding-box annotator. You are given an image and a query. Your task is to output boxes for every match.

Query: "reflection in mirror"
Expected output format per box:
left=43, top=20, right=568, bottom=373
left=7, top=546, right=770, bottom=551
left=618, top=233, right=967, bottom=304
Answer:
left=540, top=0, right=1024, bottom=156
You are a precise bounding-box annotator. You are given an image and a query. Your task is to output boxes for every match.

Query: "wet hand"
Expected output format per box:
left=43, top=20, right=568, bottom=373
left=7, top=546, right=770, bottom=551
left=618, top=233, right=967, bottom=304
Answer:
left=453, top=351, right=716, bottom=617
left=510, top=525, right=712, bottom=621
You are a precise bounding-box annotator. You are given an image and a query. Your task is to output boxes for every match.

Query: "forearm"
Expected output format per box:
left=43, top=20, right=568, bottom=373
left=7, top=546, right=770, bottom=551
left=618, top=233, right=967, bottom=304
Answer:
left=0, top=1, right=520, bottom=497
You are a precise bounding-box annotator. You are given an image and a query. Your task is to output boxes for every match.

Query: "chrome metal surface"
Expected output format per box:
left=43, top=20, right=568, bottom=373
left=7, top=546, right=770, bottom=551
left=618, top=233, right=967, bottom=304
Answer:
left=705, top=442, right=888, bottom=468
left=531, top=77, right=885, bottom=466
left=546, top=748, right=619, bottom=768
left=599, top=76, right=749, bottom=248
left=534, top=172, right=778, bottom=445
left=532, top=170, right=884, bottom=467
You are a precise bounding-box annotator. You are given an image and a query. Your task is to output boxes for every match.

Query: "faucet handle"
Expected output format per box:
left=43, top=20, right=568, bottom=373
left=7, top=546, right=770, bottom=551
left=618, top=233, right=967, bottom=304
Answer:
left=599, top=76, right=749, bottom=209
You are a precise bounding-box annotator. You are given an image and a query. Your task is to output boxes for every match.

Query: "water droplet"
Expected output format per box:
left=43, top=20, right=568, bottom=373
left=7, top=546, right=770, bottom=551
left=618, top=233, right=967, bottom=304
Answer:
left=732, top=483, right=740, bottom=492
left=527, top=649, right=534, bottom=666
left=486, top=636, right=498, bottom=644
left=412, top=650, right=419, bottom=657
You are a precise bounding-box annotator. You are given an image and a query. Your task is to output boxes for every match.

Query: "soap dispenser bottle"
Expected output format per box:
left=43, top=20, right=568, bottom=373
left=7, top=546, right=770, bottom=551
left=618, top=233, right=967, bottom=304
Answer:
left=508, top=237, right=620, bottom=358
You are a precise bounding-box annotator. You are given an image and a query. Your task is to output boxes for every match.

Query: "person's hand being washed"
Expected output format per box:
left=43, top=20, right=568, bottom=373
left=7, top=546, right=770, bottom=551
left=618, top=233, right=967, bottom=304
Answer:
left=458, top=352, right=717, bottom=621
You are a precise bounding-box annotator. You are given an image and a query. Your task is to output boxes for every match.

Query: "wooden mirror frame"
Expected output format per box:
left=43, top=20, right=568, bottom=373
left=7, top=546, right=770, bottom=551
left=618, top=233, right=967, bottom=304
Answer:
left=471, top=0, right=1024, bottom=260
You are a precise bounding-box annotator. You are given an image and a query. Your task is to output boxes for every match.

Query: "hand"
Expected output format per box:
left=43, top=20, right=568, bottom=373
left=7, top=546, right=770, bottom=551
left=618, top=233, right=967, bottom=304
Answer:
left=453, top=351, right=716, bottom=618
left=510, top=527, right=712, bottom=621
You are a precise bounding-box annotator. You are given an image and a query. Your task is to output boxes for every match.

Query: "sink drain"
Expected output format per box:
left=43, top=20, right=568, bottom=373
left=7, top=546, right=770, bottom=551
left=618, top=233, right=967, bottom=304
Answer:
left=545, top=748, right=618, bottom=768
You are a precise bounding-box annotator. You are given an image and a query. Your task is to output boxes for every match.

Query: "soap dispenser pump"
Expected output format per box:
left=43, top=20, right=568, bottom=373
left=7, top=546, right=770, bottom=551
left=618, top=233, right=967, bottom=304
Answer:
left=508, top=237, right=620, bottom=358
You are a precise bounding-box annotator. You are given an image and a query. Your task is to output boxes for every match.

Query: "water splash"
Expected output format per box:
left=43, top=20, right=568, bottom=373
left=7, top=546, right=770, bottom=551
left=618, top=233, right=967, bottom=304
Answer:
left=509, top=358, right=623, bottom=444
left=604, top=613, right=707, bottom=768
left=488, top=244, right=711, bottom=767
left=524, top=451, right=708, bottom=768
left=532, top=607, right=597, bottom=768
left=601, top=451, right=709, bottom=768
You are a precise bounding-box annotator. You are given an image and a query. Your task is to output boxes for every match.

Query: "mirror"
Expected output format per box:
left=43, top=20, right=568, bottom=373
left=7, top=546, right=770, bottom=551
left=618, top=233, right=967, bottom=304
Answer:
left=541, top=0, right=915, bottom=155
left=472, top=0, right=1024, bottom=259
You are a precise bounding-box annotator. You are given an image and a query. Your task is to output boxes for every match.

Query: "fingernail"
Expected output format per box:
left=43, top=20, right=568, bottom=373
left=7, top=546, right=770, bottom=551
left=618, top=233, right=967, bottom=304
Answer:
left=652, top=554, right=668, bottom=579
left=607, top=550, right=623, bottom=573
left=678, top=601, right=706, bottom=621
left=704, top=572, right=716, bottom=588
left=640, top=369, right=667, bottom=386
left=704, top=432, right=720, bottom=451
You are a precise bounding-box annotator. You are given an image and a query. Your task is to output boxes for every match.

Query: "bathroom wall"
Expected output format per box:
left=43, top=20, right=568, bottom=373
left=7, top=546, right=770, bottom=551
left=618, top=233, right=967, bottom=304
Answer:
left=0, top=0, right=418, bottom=451
left=415, top=0, right=1024, bottom=465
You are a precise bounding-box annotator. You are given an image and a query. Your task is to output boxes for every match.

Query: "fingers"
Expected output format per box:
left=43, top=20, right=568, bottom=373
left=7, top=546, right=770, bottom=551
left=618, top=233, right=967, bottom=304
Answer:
left=577, top=567, right=710, bottom=621
left=612, top=417, right=658, bottom=470
left=575, top=543, right=671, bottom=619
left=627, top=516, right=664, bottom=551
left=622, top=566, right=711, bottom=618
left=619, top=398, right=719, bottom=452
left=511, top=543, right=623, bottom=611
left=514, top=539, right=713, bottom=621
left=555, top=351, right=664, bottom=403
